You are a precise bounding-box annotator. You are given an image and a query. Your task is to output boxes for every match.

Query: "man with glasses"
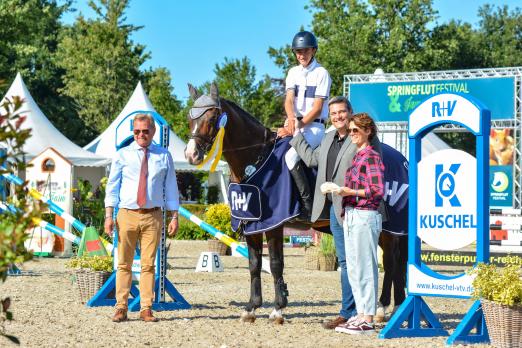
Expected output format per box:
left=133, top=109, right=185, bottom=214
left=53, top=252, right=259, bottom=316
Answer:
left=105, top=113, right=179, bottom=323
left=290, top=97, right=382, bottom=330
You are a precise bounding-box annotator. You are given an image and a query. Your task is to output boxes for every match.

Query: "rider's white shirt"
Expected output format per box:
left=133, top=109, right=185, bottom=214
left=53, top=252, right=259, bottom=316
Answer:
left=285, top=59, right=331, bottom=122
left=285, top=59, right=332, bottom=169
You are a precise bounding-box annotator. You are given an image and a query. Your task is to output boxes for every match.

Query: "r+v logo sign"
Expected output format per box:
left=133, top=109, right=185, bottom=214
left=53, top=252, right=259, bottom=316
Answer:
left=432, top=100, right=456, bottom=117
left=230, top=191, right=252, bottom=212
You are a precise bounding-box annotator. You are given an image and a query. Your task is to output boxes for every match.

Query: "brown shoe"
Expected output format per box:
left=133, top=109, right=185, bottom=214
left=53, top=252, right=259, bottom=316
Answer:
left=322, top=316, right=347, bottom=330
left=140, top=309, right=159, bottom=322
left=112, top=308, right=128, bottom=322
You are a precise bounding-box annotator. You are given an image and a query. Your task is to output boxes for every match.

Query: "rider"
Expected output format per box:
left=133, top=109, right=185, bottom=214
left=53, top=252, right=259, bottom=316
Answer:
left=279, top=30, right=332, bottom=220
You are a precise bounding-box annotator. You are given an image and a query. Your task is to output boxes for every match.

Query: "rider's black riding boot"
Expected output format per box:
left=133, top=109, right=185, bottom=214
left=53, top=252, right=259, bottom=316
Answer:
left=289, top=162, right=312, bottom=221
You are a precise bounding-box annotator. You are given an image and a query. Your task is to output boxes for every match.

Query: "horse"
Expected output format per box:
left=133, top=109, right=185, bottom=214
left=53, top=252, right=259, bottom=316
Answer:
left=185, top=82, right=288, bottom=324
left=184, top=82, right=409, bottom=324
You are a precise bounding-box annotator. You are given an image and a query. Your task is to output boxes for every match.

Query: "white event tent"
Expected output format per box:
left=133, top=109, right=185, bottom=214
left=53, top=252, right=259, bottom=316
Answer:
left=84, top=82, right=229, bottom=202
left=1, top=73, right=110, bottom=256
left=2, top=73, right=110, bottom=167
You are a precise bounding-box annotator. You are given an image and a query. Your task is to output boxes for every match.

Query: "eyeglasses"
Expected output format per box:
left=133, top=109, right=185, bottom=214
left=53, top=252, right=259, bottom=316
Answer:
left=348, top=128, right=360, bottom=135
left=133, top=129, right=150, bottom=135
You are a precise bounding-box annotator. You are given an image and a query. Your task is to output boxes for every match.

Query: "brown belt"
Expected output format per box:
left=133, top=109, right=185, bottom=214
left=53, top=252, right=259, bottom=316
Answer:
left=124, top=207, right=160, bottom=214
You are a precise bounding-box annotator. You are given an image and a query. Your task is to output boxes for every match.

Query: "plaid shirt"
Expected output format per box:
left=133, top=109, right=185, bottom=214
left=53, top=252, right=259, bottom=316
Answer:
left=342, top=145, right=385, bottom=211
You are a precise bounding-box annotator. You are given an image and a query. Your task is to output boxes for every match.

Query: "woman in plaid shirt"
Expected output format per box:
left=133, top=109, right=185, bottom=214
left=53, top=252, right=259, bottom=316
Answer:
left=334, top=112, right=385, bottom=335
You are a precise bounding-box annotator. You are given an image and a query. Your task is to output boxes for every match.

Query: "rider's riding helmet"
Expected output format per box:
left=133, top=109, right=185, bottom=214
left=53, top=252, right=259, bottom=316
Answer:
left=291, top=31, right=318, bottom=51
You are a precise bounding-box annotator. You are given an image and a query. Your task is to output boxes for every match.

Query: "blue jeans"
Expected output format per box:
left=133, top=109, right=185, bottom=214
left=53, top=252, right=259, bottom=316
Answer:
left=330, top=205, right=357, bottom=319
left=344, top=207, right=382, bottom=316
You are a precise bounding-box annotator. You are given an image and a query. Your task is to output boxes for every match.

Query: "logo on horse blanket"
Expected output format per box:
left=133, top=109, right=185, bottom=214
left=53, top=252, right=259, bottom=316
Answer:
left=228, top=138, right=300, bottom=235
left=228, top=183, right=262, bottom=221
left=381, top=143, right=409, bottom=235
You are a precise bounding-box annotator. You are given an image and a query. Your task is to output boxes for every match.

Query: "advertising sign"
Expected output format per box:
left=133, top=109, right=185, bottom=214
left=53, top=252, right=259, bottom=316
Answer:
left=380, top=92, right=490, bottom=344
left=417, top=149, right=477, bottom=250
left=489, top=128, right=515, bottom=207
left=489, top=166, right=513, bottom=207
left=350, top=77, right=514, bottom=122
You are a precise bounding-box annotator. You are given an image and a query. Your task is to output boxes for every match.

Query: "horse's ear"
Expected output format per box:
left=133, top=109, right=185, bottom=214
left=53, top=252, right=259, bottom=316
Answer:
left=210, top=82, right=219, bottom=101
left=187, top=83, right=201, bottom=100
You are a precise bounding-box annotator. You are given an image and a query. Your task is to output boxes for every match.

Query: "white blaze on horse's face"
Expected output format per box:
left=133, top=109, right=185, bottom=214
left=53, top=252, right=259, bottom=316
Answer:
left=185, top=122, right=201, bottom=164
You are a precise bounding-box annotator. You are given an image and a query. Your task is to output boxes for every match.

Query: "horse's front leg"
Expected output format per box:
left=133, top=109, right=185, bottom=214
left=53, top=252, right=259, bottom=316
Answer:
left=266, top=227, right=288, bottom=325
left=240, top=232, right=263, bottom=323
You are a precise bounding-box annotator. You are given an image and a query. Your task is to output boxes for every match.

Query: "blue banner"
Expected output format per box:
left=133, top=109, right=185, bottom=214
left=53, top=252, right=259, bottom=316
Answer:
left=349, top=77, right=514, bottom=122
left=489, top=165, right=513, bottom=207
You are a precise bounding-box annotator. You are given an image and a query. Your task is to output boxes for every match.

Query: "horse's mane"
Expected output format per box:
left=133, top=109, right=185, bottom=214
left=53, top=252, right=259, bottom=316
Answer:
left=221, top=98, right=268, bottom=129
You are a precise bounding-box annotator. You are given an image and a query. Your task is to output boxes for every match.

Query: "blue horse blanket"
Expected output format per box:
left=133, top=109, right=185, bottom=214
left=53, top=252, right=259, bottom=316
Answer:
left=381, top=143, right=409, bottom=235
left=229, top=138, right=300, bottom=235
left=228, top=139, right=409, bottom=236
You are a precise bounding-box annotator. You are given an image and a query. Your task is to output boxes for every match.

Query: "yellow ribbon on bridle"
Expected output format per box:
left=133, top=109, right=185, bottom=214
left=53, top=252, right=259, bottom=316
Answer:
left=196, top=113, right=227, bottom=172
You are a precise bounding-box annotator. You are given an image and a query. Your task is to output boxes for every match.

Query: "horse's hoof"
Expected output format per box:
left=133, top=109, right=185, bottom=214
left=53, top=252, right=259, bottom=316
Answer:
left=268, top=309, right=284, bottom=325
left=240, top=311, right=256, bottom=323
left=272, top=317, right=284, bottom=325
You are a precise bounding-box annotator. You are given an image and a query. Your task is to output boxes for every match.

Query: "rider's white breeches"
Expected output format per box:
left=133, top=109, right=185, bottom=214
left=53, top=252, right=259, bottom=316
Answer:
left=284, top=124, right=325, bottom=170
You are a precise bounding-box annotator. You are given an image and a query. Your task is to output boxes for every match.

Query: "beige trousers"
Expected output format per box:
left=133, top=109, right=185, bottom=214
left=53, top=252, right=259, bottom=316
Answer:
left=115, top=208, right=162, bottom=311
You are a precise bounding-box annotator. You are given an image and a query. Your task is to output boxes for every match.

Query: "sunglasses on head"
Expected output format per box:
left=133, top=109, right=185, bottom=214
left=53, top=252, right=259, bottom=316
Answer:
left=348, top=127, right=361, bottom=135
left=133, top=129, right=150, bottom=135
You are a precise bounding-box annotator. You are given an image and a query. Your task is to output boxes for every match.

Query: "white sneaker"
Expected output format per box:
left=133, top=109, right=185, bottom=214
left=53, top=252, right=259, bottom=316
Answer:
left=336, top=319, right=375, bottom=335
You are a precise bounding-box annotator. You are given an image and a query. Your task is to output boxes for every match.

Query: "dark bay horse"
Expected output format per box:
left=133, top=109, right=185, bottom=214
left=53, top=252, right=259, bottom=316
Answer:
left=184, top=83, right=288, bottom=323
left=184, top=83, right=409, bottom=324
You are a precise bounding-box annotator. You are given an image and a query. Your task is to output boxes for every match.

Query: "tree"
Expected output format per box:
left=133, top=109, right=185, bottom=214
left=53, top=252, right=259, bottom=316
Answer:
left=201, top=57, right=284, bottom=129
left=141, top=67, right=184, bottom=138
left=0, top=0, right=91, bottom=144
left=477, top=4, right=522, bottom=67
left=57, top=0, right=148, bottom=133
left=424, top=20, right=484, bottom=71
left=0, top=97, right=41, bottom=345
left=270, top=0, right=437, bottom=95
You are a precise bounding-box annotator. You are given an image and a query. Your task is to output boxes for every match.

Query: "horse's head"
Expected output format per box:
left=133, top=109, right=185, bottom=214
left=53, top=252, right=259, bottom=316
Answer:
left=184, top=82, right=224, bottom=165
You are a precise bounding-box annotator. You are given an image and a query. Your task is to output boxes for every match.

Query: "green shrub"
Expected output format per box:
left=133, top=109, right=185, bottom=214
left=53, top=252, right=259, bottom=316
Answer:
left=66, top=256, right=113, bottom=272
left=182, top=203, right=207, bottom=217
left=319, top=234, right=336, bottom=256
left=470, top=263, right=522, bottom=307
left=175, top=220, right=207, bottom=240
left=1, top=96, right=41, bottom=344
left=174, top=204, right=208, bottom=240
left=73, top=176, right=107, bottom=237
left=204, top=203, right=239, bottom=240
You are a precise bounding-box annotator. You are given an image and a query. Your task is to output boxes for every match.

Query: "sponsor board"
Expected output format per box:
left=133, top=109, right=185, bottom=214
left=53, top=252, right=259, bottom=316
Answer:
left=350, top=77, right=514, bottom=122
left=421, top=250, right=522, bottom=267
left=417, top=149, right=477, bottom=250
left=408, top=264, right=474, bottom=298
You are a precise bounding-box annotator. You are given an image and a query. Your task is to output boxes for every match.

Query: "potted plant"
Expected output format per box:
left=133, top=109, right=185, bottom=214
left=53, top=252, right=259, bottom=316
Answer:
left=318, top=234, right=337, bottom=271
left=204, top=203, right=236, bottom=255
left=470, top=263, right=522, bottom=348
left=66, top=255, right=113, bottom=304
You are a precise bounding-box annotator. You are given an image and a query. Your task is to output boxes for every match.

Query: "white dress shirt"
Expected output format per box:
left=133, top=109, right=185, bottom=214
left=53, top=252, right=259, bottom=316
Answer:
left=105, top=142, right=179, bottom=211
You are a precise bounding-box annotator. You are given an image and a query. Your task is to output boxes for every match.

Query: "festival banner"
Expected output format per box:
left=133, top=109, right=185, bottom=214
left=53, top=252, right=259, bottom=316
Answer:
left=349, top=77, right=515, bottom=122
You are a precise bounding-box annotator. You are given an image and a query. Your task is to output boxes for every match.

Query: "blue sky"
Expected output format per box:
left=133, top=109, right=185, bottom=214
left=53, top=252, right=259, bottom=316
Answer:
left=62, top=0, right=521, bottom=102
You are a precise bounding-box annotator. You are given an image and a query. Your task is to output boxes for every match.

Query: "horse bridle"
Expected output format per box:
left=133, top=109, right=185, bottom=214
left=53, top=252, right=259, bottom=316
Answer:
left=189, top=106, right=224, bottom=152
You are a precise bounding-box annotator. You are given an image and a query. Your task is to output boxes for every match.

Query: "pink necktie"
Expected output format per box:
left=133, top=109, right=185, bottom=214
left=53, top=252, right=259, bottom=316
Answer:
left=137, top=147, right=148, bottom=207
